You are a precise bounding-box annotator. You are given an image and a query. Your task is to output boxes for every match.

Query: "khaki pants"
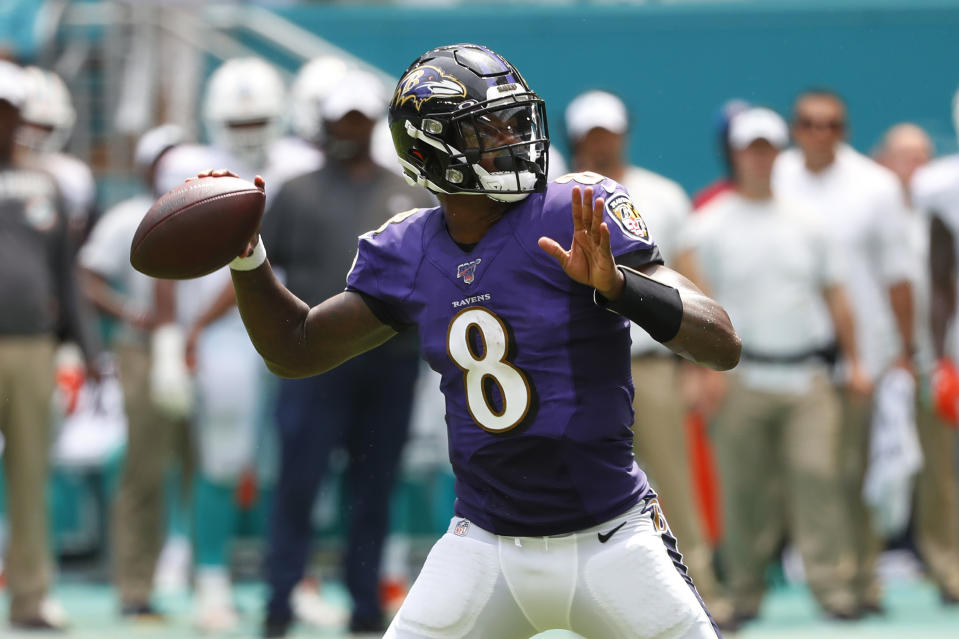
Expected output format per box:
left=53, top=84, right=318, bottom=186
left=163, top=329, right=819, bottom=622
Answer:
left=111, top=343, right=191, bottom=606
left=839, top=390, right=881, bottom=607
left=0, top=336, right=56, bottom=622
left=631, top=356, right=732, bottom=624
left=915, top=393, right=959, bottom=598
left=713, top=373, right=857, bottom=616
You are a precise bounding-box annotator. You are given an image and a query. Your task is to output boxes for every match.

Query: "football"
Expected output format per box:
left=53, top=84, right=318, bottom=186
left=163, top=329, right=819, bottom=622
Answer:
left=130, top=176, right=265, bottom=279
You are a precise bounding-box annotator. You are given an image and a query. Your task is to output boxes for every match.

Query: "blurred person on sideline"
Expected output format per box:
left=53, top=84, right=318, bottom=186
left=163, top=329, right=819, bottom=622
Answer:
left=151, top=57, right=289, bottom=633
left=691, top=99, right=750, bottom=211
left=259, top=70, right=433, bottom=638
left=274, top=55, right=344, bottom=179
left=681, top=107, right=867, bottom=623
left=0, top=59, right=100, bottom=631
left=904, top=114, right=959, bottom=605
left=16, top=66, right=97, bottom=245
left=564, top=89, right=734, bottom=630
left=772, top=89, right=915, bottom=614
left=265, top=56, right=346, bottom=189
left=77, top=124, right=194, bottom=621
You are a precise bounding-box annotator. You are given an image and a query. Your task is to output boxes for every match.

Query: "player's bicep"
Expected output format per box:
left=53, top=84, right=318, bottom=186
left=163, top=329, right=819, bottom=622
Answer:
left=292, top=291, right=396, bottom=377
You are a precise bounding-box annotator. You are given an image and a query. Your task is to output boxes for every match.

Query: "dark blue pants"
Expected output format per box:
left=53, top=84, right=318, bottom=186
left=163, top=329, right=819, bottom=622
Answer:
left=265, top=340, right=419, bottom=628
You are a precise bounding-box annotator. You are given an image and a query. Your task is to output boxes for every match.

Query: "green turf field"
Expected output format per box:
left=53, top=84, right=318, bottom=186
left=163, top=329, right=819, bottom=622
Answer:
left=2, top=577, right=958, bottom=638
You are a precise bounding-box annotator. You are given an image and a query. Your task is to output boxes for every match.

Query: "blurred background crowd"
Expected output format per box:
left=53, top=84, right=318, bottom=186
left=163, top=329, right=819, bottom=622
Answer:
left=0, top=1, right=958, bottom=638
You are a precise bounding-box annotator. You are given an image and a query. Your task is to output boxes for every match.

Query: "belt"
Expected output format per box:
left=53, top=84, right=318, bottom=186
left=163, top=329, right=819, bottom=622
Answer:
left=741, top=343, right=837, bottom=366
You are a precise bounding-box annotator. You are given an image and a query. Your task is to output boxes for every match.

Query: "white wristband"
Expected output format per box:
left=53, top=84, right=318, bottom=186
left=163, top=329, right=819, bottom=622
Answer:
left=229, top=237, right=267, bottom=271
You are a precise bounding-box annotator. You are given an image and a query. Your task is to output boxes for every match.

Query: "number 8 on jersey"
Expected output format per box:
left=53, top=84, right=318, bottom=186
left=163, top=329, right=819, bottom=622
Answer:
left=446, top=307, right=532, bottom=433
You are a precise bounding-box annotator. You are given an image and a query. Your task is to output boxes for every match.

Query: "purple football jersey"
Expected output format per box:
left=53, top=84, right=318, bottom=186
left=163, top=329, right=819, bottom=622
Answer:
left=347, top=174, right=662, bottom=536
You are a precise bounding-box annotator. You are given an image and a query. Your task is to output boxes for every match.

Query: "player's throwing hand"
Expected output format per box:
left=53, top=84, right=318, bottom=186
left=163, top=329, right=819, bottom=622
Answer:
left=187, top=169, right=266, bottom=258
left=538, top=186, right=626, bottom=300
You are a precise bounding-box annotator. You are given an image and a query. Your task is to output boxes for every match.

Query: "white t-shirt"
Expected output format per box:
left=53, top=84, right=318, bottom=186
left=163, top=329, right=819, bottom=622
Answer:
left=773, top=144, right=913, bottom=380
left=267, top=135, right=324, bottom=188
left=78, top=195, right=156, bottom=346
left=31, top=151, right=96, bottom=231
left=912, top=153, right=959, bottom=362
left=620, top=165, right=691, bottom=357
left=682, top=193, right=842, bottom=393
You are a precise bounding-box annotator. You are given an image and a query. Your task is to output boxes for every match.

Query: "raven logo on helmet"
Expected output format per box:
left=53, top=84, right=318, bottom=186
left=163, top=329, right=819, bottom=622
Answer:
left=392, top=65, right=467, bottom=112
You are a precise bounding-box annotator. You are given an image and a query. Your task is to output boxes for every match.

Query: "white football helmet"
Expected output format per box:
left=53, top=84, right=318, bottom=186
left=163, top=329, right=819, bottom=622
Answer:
left=18, top=66, right=76, bottom=153
left=202, top=58, right=286, bottom=169
left=290, top=56, right=350, bottom=145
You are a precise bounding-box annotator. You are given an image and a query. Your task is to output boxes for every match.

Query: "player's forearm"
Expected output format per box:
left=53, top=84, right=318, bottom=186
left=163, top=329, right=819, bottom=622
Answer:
left=663, top=290, right=741, bottom=371
left=191, top=282, right=237, bottom=335
left=824, top=284, right=860, bottom=367
left=600, top=264, right=740, bottom=370
left=888, top=280, right=915, bottom=359
left=231, top=263, right=393, bottom=377
left=930, top=214, right=956, bottom=359
left=932, top=289, right=955, bottom=359
left=60, top=267, right=102, bottom=364
left=79, top=268, right=130, bottom=321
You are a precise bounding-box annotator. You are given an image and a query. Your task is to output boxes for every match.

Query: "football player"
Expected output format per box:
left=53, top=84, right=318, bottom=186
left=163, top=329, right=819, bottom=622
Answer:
left=154, top=57, right=290, bottom=633
left=912, top=90, right=959, bottom=605
left=16, top=66, right=97, bottom=246
left=77, top=124, right=193, bottom=621
left=206, top=44, right=740, bottom=638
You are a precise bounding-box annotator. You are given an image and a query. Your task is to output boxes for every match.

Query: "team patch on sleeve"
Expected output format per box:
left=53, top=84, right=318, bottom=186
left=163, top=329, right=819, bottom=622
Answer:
left=605, top=194, right=649, bottom=242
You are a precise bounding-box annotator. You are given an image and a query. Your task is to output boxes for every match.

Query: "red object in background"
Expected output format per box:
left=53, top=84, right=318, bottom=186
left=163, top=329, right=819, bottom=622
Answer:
left=933, top=358, right=959, bottom=429
left=687, top=410, right=722, bottom=545
left=692, top=179, right=734, bottom=212
left=235, top=468, right=259, bottom=509
left=55, top=364, right=85, bottom=415
left=380, top=576, right=408, bottom=616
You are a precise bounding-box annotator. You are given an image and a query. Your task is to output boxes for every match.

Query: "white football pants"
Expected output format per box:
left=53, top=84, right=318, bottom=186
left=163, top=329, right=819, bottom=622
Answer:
left=384, top=497, right=720, bottom=639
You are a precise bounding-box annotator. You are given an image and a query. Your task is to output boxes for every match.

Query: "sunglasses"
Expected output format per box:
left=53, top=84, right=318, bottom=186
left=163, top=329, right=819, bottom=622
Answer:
left=795, top=117, right=844, bottom=132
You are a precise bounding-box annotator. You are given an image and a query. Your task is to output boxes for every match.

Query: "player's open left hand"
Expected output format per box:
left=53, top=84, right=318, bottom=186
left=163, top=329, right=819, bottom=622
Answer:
left=186, top=170, right=266, bottom=258
left=538, top=186, right=625, bottom=300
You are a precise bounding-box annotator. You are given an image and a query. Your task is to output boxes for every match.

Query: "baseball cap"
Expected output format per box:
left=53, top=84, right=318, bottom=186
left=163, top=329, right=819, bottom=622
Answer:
left=319, top=71, right=386, bottom=122
left=0, top=60, right=26, bottom=109
left=134, top=123, right=185, bottom=171
left=565, top=90, right=628, bottom=141
left=728, top=107, right=788, bottom=150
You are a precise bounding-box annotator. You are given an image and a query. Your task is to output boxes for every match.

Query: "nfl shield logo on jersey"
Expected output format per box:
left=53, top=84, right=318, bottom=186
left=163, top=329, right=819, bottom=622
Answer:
left=457, top=259, right=482, bottom=285
left=453, top=519, right=470, bottom=537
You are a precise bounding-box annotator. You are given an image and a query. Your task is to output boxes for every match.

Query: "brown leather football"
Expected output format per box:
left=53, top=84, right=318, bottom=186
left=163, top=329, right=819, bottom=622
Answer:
left=130, top=176, right=265, bottom=279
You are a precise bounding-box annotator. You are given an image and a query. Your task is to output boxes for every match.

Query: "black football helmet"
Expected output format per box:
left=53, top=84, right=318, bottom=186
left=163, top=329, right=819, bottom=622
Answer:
left=388, top=44, right=549, bottom=203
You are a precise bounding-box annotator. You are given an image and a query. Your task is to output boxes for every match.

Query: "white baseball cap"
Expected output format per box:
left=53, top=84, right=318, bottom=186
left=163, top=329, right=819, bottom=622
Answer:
left=728, top=107, right=788, bottom=150
left=0, top=60, right=26, bottom=109
left=565, top=90, right=628, bottom=141
left=320, top=70, right=386, bottom=123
